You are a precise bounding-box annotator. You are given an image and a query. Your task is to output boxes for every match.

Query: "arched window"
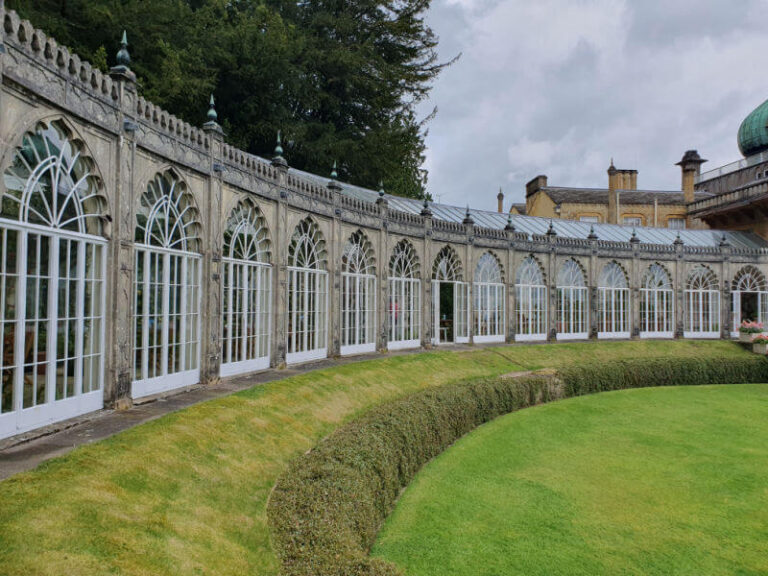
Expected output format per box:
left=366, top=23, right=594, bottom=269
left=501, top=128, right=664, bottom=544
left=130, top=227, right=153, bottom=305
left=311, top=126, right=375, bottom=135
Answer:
left=556, top=259, right=588, bottom=339
left=474, top=252, right=505, bottom=343
left=684, top=266, right=719, bottom=338
left=287, top=218, right=328, bottom=363
left=597, top=262, right=630, bottom=338
left=221, top=201, right=272, bottom=376
left=731, top=265, right=768, bottom=335
left=515, top=256, right=547, bottom=341
left=388, top=240, right=421, bottom=350
left=0, top=120, right=107, bottom=439
left=431, top=246, right=469, bottom=344
left=341, top=231, right=376, bottom=355
left=640, top=263, right=673, bottom=338
left=133, top=171, right=202, bottom=398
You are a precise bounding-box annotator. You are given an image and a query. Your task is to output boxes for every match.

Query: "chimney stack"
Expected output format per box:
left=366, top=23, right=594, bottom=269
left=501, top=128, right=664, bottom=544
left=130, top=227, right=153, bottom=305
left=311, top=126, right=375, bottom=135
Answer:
left=676, top=150, right=707, bottom=204
left=497, top=188, right=504, bottom=213
left=607, top=160, right=618, bottom=224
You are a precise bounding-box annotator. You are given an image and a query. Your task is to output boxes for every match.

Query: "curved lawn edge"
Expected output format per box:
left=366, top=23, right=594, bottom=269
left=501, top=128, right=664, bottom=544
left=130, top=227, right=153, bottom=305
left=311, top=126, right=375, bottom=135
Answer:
left=267, top=356, right=768, bottom=576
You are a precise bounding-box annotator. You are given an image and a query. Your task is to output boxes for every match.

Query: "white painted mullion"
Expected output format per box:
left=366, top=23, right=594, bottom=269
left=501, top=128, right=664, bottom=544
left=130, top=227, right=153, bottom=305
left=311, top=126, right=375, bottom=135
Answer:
left=161, top=252, right=170, bottom=376
left=241, top=263, right=249, bottom=363
left=141, top=250, right=150, bottom=382
left=13, top=230, right=28, bottom=413
left=98, top=244, right=106, bottom=392
left=45, top=235, right=59, bottom=406
left=74, top=241, right=86, bottom=397
left=179, top=255, right=188, bottom=373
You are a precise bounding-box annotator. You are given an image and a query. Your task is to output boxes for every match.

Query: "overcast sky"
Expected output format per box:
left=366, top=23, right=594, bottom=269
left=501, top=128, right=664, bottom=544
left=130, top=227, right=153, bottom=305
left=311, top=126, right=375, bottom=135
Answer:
left=419, top=0, right=768, bottom=211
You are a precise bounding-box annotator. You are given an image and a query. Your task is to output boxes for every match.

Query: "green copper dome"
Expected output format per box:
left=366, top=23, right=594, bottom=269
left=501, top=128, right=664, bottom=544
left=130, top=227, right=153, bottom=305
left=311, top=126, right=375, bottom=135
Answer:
left=738, top=98, right=768, bottom=157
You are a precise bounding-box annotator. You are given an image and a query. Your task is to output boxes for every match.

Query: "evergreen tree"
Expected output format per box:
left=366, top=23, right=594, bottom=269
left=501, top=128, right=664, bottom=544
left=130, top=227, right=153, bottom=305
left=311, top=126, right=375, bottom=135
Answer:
left=6, top=0, right=450, bottom=199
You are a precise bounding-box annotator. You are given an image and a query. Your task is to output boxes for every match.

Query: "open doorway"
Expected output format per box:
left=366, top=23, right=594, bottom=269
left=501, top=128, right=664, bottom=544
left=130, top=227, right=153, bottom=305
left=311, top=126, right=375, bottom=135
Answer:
left=741, top=292, right=759, bottom=323
left=438, top=282, right=454, bottom=343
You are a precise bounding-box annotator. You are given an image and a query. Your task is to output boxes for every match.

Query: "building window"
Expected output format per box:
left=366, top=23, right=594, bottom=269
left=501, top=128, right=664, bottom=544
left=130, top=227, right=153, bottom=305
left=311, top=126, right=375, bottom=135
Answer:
left=133, top=171, right=202, bottom=399
left=598, top=262, right=630, bottom=339
left=341, top=231, right=377, bottom=356
left=556, top=259, right=588, bottom=340
left=731, top=265, right=768, bottom=335
left=515, top=256, right=547, bottom=341
left=431, top=246, right=468, bottom=345
left=579, top=216, right=599, bottom=223
left=668, top=218, right=686, bottom=230
left=473, top=252, right=505, bottom=343
left=220, top=201, right=272, bottom=377
left=684, top=265, right=719, bottom=338
left=640, top=263, right=674, bottom=338
left=623, top=216, right=643, bottom=227
left=287, top=218, right=328, bottom=364
left=388, top=240, right=420, bottom=350
left=0, top=121, right=107, bottom=440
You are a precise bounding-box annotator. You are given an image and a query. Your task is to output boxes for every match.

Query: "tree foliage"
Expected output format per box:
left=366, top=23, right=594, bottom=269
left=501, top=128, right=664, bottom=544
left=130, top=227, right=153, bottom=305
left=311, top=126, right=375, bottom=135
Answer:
left=7, top=0, right=450, bottom=198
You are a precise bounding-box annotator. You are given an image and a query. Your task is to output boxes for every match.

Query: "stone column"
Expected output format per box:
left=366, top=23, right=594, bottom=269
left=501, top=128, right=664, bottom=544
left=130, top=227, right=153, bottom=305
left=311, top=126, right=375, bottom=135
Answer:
left=631, top=245, right=641, bottom=338
left=546, top=227, right=557, bottom=341
left=273, top=190, right=289, bottom=367
left=421, top=202, right=433, bottom=347
left=109, top=61, right=138, bottom=409
left=505, top=221, right=516, bottom=343
left=720, top=238, right=732, bottom=338
left=463, top=210, right=475, bottom=344
left=588, top=229, right=599, bottom=339
left=674, top=236, right=685, bottom=338
left=377, top=197, right=389, bottom=352
left=329, top=180, right=342, bottom=357
left=201, top=117, right=225, bottom=385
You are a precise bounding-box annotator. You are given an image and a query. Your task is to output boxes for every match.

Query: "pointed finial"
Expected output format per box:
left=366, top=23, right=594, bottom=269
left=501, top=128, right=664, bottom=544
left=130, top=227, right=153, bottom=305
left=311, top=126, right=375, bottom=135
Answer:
left=674, top=231, right=684, bottom=246
left=378, top=180, right=385, bottom=198
left=546, top=219, right=557, bottom=236
left=630, top=227, right=640, bottom=243
left=463, top=205, right=474, bottom=225
left=588, top=225, right=598, bottom=240
left=719, top=233, right=730, bottom=248
left=421, top=198, right=432, bottom=217
left=330, top=161, right=338, bottom=180
left=505, top=213, right=515, bottom=232
left=274, top=131, right=284, bottom=156
left=207, top=94, right=217, bottom=123
left=116, top=30, right=131, bottom=68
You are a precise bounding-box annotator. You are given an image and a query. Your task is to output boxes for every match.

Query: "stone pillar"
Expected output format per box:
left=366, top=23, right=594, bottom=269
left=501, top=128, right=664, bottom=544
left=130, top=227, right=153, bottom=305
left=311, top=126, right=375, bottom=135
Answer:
left=273, top=190, right=289, bottom=367
left=547, top=227, right=557, bottom=341
left=505, top=221, right=516, bottom=343
left=107, top=59, right=138, bottom=409
left=674, top=237, right=685, bottom=338
left=329, top=183, right=342, bottom=357
left=377, top=197, right=389, bottom=352
left=631, top=246, right=641, bottom=338
left=720, top=238, right=732, bottom=337
left=463, top=210, right=475, bottom=344
left=589, top=233, right=599, bottom=339
left=421, top=202, right=433, bottom=347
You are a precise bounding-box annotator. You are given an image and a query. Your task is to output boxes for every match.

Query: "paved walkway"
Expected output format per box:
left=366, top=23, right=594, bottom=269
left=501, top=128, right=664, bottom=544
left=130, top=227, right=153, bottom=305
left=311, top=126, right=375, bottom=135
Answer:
left=0, top=345, right=479, bottom=481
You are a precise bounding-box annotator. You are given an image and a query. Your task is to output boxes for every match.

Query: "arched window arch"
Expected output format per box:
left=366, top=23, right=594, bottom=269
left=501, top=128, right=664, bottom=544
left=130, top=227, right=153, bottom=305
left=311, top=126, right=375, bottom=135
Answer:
left=431, top=246, right=468, bottom=344
left=474, top=252, right=505, bottom=342
left=341, top=231, right=376, bottom=355
left=0, top=119, right=107, bottom=439
left=133, top=171, right=202, bottom=398
left=515, top=256, right=547, bottom=341
left=598, top=261, right=630, bottom=338
left=221, top=201, right=272, bottom=376
left=287, top=218, right=328, bottom=363
left=556, top=259, right=588, bottom=339
left=684, top=265, right=720, bottom=338
left=432, top=245, right=463, bottom=281
left=388, top=240, right=421, bottom=349
left=640, top=263, right=674, bottom=337
left=731, top=265, right=768, bottom=334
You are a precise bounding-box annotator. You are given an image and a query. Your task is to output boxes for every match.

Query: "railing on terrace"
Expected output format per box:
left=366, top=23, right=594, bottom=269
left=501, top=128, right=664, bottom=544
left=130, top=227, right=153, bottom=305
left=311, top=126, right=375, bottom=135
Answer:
left=688, top=181, right=768, bottom=214
left=696, top=150, right=768, bottom=184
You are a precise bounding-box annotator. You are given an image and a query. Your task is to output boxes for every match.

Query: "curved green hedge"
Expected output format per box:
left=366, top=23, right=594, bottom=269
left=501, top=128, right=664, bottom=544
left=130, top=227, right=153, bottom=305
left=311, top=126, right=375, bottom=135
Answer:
left=266, top=356, right=768, bottom=576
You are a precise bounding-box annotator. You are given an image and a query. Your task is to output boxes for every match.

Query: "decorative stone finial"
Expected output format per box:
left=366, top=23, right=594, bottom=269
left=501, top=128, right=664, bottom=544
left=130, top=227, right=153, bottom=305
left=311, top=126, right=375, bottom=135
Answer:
left=505, top=214, right=515, bottom=232
left=378, top=181, right=385, bottom=198
left=272, top=131, right=288, bottom=168
left=463, top=205, right=474, bottom=226
left=588, top=225, right=598, bottom=240
left=630, top=228, right=640, bottom=243
left=207, top=94, right=217, bottom=122
left=719, top=233, right=730, bottom=248
left=330, top=161, right=338, bottom=180
left=116, top=30, right=130, bottom=68
left=420, top=198, right=432, bottom=217
left=327, top=161, right=342, bottom=191
left=674, top=231, right=684, bottom=246
left=546, top=219, right=557, bottom=236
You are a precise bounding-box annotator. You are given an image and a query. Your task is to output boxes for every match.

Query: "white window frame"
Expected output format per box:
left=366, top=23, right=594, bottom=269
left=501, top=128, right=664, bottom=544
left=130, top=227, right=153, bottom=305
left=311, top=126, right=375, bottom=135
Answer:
left=473, top=253, right=505, bottom=344
left=640, top=263, right=674, bottom=338
left=684, top=266, right=720, bottom=339
left=220, top=203, right=272, bottom=377
left=598, top=262, right=630, bottom=339
left=0, top=122, right=107, bottom=440
left=341, top=232, right=377, bottom=356
left=388, top=241, right=421, bottom=350
left=556, top=259, right=588, bottom=340
left=286, top=219, right=328, bottom=364
left=132, top=173, right=202, bottom=399
left=730, top=266, right=768, bottom=338
left=515, top=256, right=547, bottom=341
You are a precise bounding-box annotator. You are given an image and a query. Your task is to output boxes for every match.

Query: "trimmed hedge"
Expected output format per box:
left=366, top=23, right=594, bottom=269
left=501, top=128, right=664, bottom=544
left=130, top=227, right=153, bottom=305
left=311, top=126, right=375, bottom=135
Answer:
left=267, top=356, right=768, bottom=576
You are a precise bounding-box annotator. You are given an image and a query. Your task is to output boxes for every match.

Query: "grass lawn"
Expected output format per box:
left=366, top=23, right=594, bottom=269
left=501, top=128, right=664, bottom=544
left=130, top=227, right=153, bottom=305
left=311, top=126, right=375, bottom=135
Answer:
left=372, top=384, right=768, bottom=576
left=0, top=340, right=751, bottom=575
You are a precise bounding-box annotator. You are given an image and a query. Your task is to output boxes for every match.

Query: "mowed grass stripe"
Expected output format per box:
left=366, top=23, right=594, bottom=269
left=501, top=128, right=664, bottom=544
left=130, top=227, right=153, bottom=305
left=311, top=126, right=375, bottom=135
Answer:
left=0, top=341, right=748, bottom=575
left=372, top=384, right=768, bottom=576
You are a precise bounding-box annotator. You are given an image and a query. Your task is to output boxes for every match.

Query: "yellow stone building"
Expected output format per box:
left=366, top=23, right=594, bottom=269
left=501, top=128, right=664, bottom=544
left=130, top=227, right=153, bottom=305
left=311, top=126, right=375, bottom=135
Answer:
left=504, top=152, right=711, bottom=230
